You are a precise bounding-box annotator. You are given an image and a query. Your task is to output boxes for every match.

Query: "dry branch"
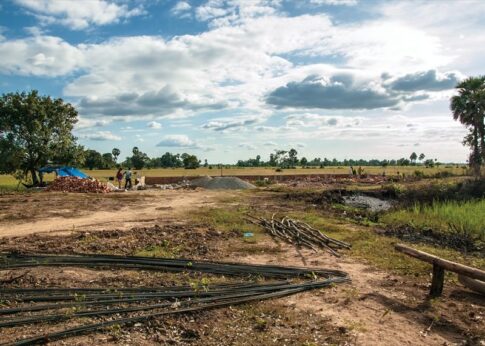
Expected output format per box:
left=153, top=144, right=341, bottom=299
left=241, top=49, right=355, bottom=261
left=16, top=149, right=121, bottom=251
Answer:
left=248, top=215, right=351, bottom=257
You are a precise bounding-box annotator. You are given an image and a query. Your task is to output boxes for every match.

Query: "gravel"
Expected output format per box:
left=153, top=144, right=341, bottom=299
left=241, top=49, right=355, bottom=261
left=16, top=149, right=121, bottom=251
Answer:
left=190, top=176, right=255, bottom=190
left=343, top=195, right=392, bottom=212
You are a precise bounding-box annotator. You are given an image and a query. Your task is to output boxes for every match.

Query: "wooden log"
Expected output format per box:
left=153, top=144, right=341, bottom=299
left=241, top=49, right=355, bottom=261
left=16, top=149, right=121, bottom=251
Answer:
left=395, top=244, right=485, bottom=282
left=430, top=263, right=445, bottom=297
left=458, top=275, right=485, bottom=296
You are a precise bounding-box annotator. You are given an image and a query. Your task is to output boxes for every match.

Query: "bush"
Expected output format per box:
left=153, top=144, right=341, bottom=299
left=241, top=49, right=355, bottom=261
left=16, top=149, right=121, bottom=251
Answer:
left=254, top=179, right=273, bottom=187
left=414, top=170, right=425, bottom=178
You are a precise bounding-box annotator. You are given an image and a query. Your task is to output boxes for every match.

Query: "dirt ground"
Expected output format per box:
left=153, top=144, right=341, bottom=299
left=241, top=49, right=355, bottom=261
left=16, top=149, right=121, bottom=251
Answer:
left=0, top=188, right=483, bottom=345
left=0, top=190, right=226, bottom=237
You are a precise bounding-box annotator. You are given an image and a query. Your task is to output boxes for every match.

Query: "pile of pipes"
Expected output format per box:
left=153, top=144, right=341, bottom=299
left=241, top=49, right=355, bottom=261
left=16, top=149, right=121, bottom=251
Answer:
left=46, top=177, right=110, bottom=193
left=0, top=252, right=349, bottom=345
left=248, top=215, right=351, bottom=256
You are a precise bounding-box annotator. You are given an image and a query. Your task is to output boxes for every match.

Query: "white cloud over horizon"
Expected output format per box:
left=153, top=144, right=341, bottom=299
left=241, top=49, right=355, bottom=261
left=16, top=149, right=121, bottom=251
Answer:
left=0, top=0, right=482, bottom=162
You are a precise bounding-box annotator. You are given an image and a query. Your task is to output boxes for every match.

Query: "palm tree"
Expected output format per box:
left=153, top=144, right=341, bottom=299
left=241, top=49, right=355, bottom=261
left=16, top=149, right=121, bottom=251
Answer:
left=418, top=153, right=425, bottom=164
left=410, top=152, right=417, bottom=165
left=451, top=76, right=485, bottom=176
left=112, top=148, right=120, bottom=163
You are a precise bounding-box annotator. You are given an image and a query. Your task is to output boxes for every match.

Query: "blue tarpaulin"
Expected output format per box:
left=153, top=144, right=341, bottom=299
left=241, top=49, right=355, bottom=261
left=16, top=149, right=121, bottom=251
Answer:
left=38, top=166, right=89, bottom=179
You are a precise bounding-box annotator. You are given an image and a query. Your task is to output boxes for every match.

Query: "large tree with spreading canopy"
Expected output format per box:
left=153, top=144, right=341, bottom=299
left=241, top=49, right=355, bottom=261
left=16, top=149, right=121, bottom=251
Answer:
left=0, top=90, right=83, bottom=185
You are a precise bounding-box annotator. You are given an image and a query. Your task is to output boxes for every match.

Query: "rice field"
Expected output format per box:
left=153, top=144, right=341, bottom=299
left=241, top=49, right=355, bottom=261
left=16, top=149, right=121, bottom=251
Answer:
left=381, top=199, right=485, bottom=241
left=0, top=165, right=467, bottom=190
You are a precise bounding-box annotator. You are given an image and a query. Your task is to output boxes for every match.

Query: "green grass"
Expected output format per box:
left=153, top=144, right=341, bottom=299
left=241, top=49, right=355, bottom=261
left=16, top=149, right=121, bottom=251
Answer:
left=189, top=201, right=485, bottom=277
left=381, top=199, right=485, bottom=241
left=133, top=240, right=182, bottom=258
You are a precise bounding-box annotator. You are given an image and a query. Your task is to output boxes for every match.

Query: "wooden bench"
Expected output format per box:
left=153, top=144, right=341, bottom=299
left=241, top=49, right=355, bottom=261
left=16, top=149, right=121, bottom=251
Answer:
left=395, top=243, right=485, bottom=297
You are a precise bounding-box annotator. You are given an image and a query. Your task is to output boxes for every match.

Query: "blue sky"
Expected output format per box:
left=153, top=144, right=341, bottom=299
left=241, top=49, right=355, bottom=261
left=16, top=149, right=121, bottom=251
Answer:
left=1, top=0, right=484, bottom=163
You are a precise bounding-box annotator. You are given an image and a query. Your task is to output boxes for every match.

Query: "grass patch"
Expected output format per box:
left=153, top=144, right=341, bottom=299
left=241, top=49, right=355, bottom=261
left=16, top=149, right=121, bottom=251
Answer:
left=283, top=209, right=485, bottom=277
left=189, top=205, right=260, bottom=235
left=381, top=199, right=485, bottom=242
left=133, top=240, right=182, bottom=258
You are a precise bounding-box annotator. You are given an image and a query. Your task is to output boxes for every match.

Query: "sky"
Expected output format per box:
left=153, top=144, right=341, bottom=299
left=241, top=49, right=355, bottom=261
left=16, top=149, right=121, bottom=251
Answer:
left=1, top=0, right=484, bottom=163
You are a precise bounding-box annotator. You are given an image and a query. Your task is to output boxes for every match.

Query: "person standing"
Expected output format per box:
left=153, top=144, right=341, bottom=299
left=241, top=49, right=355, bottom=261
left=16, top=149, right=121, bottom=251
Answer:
left=116, top=167, right=123, bottom=189
left=124, top=167, right=133, bottom=190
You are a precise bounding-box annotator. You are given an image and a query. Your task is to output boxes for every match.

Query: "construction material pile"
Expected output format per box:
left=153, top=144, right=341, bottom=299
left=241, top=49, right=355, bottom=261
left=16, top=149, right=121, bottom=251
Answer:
left=249, top=215, right=351, bottom=257
left=0, top=252, right=349, bottom=345
left=190, top=176, right=255, bottom=190
left=46, top=176, right=110, bottom=193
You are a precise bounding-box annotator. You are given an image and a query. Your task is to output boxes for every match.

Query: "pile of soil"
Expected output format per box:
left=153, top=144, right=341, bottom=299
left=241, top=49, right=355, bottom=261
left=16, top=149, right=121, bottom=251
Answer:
left=190, top=176, right=255, bottom=190
left=46, top=177, right=110, bottom=193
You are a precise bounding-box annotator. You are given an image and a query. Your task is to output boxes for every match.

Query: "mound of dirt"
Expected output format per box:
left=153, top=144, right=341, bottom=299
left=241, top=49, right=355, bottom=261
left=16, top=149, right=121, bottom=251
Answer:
left=190, top=176, right=255, bottom=190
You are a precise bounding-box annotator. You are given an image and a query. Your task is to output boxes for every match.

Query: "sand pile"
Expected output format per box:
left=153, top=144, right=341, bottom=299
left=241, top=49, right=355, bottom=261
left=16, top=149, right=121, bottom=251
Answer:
left=189, top=176, right=255, bottom=190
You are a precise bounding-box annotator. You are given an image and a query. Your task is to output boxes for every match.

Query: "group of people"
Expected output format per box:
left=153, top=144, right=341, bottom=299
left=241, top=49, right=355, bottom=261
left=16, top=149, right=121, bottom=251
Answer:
left=116, top=167, right=133, bottom=189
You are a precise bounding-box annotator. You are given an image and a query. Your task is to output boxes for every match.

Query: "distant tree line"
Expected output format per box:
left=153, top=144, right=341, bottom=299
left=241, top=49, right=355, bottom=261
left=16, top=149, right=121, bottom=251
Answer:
left=83, top=147, right=201, bottom=170
left=236, top=149, right=441, bottom=168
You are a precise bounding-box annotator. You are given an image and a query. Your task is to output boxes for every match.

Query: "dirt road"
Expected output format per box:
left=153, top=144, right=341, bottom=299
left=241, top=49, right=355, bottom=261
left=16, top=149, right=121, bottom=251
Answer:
left=0, top=190, right=224, bottom=237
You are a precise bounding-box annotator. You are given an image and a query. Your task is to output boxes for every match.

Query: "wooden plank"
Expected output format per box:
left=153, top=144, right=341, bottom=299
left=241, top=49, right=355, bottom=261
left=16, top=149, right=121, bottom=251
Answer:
left=430, top=264, right=445, bottom=297
left=394, top=244, right=485, bottom=282
left=458, top=275, right=485, bottom=295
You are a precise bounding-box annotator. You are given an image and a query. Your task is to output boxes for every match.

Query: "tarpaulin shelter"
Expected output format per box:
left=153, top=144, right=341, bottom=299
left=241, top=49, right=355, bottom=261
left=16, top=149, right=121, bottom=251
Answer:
left=38, top=166, right=90, bottom=179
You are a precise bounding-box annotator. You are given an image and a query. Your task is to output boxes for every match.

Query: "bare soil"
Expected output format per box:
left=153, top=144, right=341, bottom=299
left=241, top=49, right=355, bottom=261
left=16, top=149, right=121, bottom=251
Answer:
left=0, top=188, right=483, bottom=345
left=0, top=190, right=224, bottom=237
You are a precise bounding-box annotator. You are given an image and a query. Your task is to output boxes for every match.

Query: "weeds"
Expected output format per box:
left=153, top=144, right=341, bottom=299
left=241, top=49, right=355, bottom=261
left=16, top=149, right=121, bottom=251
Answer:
left=382, top=199, right=485, bottom=242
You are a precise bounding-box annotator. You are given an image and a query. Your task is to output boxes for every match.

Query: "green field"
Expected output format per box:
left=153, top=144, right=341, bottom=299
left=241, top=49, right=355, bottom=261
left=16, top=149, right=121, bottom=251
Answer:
left=381, top=199, right=485, bottom=242
left=0, top=165, right=467, bottom=190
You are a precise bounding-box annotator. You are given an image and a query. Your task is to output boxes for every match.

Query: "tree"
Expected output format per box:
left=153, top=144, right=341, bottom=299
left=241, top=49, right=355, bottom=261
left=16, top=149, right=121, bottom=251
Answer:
left=181, top=153, right=200, bottom=169
left=0, top=90, right=79, bottom=184
left=101, top=153, right=115, bottom=169
left=451, top=76, right=485, bottom=176
left=157, top=152, right=182, bottom=168
left=204, top=159, right=208, bottom=167
left=112, top=148, right=120, bottom=163
left=84, top=150, right=103, bottom=170
left=410, top=152, right=417, bottom=164
left=424, top=159, right=435, bottom=168
left=418, top=153, right=425, bottom=162
left=300, top=157, right=308, bottom=167
left=130, top=146, right=149, bottom=170
left=287, top=148, right=298, bottom=168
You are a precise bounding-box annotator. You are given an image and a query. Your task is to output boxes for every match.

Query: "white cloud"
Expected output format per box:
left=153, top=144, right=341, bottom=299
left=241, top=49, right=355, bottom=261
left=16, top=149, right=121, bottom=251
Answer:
left=0, top=35, right=82, bottom=76
left=171, top=1, right=192, bottom=17
left=238, top=143, right=257, bottom=150
left=263, top=141, right=277, bottom=146
left=157, top=134, right=199, bottom=148
left=82, top=131, right=121, bottom=141
left=147, top=121, right=162, bottom=129
left=195, top=0, right=281, bottom=27
left=310, top=0, right=358, bottom=6
left=75, top=118, right=111, bottom=129
left=15, top=0, right=145, bottom=30
left=201, top=116, right=262, bottom=132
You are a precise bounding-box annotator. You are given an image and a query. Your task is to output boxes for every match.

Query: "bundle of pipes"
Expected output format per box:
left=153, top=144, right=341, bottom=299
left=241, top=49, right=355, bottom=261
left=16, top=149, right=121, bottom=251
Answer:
left=248, top=215, right=351, bottom=256
left=0, top=252, right=349, bottom=345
